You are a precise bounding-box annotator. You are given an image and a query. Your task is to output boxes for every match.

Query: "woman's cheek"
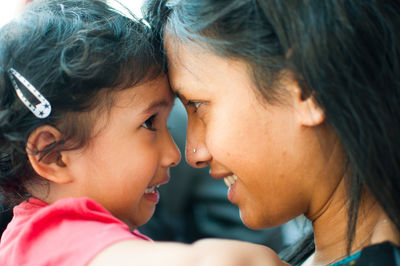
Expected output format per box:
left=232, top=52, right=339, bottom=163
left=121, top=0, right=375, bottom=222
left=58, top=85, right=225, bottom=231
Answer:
left=206, top=124, right=233, bottom=158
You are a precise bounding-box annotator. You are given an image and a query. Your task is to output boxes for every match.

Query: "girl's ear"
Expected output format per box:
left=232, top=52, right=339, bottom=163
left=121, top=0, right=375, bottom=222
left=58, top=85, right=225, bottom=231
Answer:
left=26, top=125, right=73, bottom=184
left=291, top=82, right=325, bottom=127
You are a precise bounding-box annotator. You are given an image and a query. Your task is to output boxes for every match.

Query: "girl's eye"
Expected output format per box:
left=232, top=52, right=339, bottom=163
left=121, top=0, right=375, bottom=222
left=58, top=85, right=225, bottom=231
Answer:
left=142, top=114, right=157, bottom=131
left=187, top=101, right=202, bottom=113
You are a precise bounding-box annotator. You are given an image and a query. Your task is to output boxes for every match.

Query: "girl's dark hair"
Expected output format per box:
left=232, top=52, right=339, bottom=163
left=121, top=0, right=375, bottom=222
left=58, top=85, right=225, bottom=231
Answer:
left=0, top=0, right=163, bottom=204
left=144, top=0, right=400, bottom=263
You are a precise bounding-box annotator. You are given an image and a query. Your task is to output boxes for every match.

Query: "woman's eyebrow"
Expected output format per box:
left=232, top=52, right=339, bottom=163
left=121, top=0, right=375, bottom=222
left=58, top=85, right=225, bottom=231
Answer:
left=171, top=83, right=185, bottom=94
left=173, top=90, right=187, bottom=102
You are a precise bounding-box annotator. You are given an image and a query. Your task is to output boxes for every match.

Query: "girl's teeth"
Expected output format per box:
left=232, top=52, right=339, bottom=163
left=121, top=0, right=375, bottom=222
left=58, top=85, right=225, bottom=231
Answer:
left=144, top=186, right=156, bottom=194
left=223, top=175, right=238, bottom=187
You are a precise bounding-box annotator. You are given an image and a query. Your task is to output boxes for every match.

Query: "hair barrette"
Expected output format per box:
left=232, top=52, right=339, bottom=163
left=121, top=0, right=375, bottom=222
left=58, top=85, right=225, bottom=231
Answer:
left=7, top=68, right=51, bottom=119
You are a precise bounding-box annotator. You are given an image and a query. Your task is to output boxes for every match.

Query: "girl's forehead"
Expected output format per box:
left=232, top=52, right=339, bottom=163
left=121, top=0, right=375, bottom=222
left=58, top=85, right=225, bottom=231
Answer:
left=113, top=76, right=173, bottom=109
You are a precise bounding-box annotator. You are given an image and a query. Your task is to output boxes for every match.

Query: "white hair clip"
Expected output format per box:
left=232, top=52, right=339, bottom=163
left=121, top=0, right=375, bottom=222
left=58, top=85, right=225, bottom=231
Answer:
left=8, top=68, right=51, bottom=119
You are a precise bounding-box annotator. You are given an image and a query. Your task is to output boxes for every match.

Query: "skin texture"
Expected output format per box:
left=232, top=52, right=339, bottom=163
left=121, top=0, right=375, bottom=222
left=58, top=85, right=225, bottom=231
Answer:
left=165, top=38, right=344, bottom=229
left=65, top=76, right=181, bottom=229
left=28, top=76, right=181, bottom=230
left=27, top=76, right=290, bottom=266
left=165, top=36, right=400, bottom=264
left=89, top=238, right=289, bottom=266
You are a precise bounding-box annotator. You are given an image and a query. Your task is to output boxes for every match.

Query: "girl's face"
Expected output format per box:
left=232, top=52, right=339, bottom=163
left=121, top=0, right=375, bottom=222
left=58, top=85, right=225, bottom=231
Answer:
left=166, top=38, right=344, bottom=229
left=68, top=75, right=181, bottom=229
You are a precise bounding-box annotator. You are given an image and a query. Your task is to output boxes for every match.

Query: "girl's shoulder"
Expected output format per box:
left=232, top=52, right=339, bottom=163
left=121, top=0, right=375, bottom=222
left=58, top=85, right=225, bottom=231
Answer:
left=0, top=197, right=149, bottom=266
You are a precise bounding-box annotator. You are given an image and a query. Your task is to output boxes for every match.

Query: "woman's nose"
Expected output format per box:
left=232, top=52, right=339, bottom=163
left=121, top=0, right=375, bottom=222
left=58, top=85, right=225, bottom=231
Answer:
left=185, top=118, right=211, bottom=168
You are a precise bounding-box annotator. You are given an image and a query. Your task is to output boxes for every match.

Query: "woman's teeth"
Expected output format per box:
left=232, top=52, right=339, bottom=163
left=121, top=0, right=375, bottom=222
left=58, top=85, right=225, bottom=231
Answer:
left=224, top=174, right=238, bottom=187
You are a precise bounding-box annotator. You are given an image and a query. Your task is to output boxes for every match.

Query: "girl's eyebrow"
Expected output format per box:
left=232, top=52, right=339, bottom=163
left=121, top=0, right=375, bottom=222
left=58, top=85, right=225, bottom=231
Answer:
left=141, top=99, right=172, bottom=114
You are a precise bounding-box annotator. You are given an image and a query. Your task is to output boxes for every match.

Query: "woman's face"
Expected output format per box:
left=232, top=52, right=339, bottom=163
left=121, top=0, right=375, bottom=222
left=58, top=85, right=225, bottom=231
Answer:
left=166, top=37, right=344, bottom=229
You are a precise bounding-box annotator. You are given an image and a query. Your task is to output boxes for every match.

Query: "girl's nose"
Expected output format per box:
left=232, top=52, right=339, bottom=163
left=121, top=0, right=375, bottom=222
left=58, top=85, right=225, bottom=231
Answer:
left=163, top=132, right=181, bottom=167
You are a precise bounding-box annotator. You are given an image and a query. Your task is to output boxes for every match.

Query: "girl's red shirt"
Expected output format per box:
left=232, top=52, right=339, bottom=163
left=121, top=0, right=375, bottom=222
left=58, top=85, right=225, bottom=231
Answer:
left=0, top=197, right=151, bottom=265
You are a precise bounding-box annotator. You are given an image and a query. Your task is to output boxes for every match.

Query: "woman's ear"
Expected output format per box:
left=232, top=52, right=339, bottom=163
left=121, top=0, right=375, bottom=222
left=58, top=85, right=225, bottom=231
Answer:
left=291, top=82, right=325, bottom=127
left=26, top=125, right=72, bottom=184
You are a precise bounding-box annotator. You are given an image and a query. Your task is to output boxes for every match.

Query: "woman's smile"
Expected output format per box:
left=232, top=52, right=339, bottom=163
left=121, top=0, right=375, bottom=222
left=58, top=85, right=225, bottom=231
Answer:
left=223, top=174, right=238, bottom=203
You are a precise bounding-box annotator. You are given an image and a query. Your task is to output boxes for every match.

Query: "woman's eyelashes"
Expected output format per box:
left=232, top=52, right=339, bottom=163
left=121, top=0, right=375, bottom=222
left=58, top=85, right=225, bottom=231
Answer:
left=187, top=100, right=203, bottom=113
left=142, top=114, right=157, bottom=131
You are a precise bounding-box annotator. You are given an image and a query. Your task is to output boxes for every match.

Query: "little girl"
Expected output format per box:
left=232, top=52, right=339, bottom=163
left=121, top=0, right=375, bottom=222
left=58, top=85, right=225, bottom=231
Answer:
left=0, top=0, right=284, bottom=265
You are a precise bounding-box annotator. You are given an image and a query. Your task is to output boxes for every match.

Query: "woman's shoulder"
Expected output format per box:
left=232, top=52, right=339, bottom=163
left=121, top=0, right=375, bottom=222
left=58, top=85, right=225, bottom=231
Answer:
left=334, top=242, right=400, bottom=266
left=355, top=242, right=400, bottom=266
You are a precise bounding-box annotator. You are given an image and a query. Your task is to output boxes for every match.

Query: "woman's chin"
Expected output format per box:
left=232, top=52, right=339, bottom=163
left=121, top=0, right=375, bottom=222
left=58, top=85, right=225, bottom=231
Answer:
left=239, top=211, right=267, bottom=230
left=239, top=209, right=284, bottom=230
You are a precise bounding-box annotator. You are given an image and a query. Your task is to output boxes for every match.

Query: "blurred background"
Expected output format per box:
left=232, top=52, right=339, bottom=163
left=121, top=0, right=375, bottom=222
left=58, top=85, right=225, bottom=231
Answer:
left=0, top=0, right=309, bottom=253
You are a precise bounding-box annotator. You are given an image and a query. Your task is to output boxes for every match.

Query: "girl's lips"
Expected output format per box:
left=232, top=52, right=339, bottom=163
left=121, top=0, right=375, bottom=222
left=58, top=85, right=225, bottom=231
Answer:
left=143, top=176, right=170, bottom=204
left=143, top=188, right=160, bottom=204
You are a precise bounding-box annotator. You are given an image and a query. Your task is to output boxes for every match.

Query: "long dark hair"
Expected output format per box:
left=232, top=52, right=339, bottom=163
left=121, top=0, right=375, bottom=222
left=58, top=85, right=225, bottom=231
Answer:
left=144, top=0, right=400, bottom=263
left=0, top=0, right=163, bottom=204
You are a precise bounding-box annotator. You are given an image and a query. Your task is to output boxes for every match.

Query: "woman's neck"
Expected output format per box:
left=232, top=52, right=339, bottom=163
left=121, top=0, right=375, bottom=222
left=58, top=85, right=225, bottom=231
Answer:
left=303, top=181, right=399, bottom=265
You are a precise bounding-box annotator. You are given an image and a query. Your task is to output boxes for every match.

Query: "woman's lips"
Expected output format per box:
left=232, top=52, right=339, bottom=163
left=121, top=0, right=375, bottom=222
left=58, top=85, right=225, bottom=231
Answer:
left=224, top=174, right=238, bottom=203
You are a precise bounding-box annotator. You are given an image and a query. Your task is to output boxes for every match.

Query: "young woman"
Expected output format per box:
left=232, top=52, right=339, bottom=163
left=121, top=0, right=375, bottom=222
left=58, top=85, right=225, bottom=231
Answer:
left=144, top=0, right=400, bottom=264
left=0, top=0, right=285, bottom=265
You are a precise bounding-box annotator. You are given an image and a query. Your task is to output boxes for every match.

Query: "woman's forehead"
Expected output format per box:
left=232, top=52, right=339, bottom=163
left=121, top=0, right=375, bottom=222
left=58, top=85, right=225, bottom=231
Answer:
left=166, top=37, right=249, bottom=87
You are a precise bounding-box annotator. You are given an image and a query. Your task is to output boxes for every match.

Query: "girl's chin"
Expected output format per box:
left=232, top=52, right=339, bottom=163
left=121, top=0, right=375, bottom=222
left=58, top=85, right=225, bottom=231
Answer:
left=129, top=216, right=153, bottom=230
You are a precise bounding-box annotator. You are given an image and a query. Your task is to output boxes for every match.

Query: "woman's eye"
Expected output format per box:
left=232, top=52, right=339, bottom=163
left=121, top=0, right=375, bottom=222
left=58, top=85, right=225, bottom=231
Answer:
left=142, top=114, right=157, bottom=131
left=187, top=101, right=202, bottom=112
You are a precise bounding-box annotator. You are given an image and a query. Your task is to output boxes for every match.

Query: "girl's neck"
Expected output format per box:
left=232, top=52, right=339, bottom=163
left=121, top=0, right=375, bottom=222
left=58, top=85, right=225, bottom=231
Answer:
left=26, top=178, right=78, bottom=205
left=304, top=181, right=399, bottom=265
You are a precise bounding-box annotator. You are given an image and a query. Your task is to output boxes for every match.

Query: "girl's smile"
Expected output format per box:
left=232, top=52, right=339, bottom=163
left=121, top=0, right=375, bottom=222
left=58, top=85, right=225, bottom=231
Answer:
left=64, top=75, right=181, bottom=230
left=143, top=175, right=170, bottom=203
